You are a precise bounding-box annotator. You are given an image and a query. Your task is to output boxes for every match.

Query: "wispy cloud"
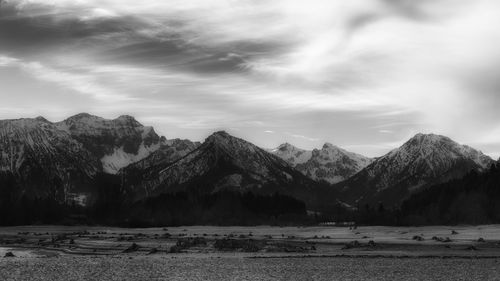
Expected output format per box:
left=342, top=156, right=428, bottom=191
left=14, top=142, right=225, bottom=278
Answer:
left=0, top=54, right=134, bottom=101
left=1, top=0, right=500, bottom=157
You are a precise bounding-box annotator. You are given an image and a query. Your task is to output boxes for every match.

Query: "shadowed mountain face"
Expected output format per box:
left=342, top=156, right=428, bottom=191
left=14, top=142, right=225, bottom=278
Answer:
left=122, top=131, right=328, bottom=206
left=0, top=117, right=100, bottom=202
left=56, top=113, right=162, bottom=174
left=400, top=163, right=500, bottom=225
left=336, top=133, right=494, bottom=207
left=271, top=143, right=372, bottom=184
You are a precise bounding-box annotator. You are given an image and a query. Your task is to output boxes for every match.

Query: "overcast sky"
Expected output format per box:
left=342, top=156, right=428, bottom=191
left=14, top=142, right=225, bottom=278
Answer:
left=1, top=0, right=499, bottom=158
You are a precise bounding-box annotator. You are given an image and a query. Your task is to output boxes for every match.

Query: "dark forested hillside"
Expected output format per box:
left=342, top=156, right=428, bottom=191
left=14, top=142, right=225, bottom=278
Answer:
left=0, top=171, right=308, bottom=226
left=399, top=163, right=500, bottom=225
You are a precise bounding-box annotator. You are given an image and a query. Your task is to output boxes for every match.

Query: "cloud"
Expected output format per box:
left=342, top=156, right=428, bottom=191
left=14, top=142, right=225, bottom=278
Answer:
left=0, top=55, right=18, bottom=65
left=1, top=0, right=500, bottom=158
left=0, top=54, right=136, bottom=101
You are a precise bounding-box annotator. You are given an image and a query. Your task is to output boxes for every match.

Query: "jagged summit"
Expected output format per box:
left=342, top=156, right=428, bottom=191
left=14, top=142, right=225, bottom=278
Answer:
left=63, top=113, right=141, bottom=126
left=0, top=118, right=64, bottom=143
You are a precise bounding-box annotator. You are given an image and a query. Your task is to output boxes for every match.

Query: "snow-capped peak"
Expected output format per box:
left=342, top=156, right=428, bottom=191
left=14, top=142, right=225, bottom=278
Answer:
left=388, top=133, right=493, bottom=170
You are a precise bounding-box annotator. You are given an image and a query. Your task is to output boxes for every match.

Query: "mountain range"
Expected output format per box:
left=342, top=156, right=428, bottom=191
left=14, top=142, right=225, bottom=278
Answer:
left=270, top=143, right=373, bottom=184
left=121, top=131, right=326, bottom=206
left=0, top=113, right=496, bottom=225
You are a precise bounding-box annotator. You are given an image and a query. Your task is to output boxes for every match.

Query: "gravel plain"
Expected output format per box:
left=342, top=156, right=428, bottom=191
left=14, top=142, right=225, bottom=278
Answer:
left=1, top=225, right=500, bottom=280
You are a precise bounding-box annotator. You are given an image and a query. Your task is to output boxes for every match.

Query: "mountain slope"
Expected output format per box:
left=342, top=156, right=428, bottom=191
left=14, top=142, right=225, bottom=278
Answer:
left=336, top=133, right=494, bottom=206
left=126, top=138, right=200, bottom=171
left=271, top=142, right=372, bottom=184
left=122, top=131, right=327, bottom=206
left=0, top=117, right=100, bottom=203
left=56, top=113, right=162, bottom=174
left=121, top=138, right=200, bottom=183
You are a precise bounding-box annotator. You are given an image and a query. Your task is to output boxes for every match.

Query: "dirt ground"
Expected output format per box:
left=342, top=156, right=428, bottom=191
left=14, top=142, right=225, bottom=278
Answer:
left=0, top=225, right=500, bottom=258
left=1, top=225, right=500, bottom=280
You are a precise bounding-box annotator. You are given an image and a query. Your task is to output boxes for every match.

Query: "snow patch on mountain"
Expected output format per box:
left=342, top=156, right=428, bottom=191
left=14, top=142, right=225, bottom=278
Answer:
left=101, top=141, right=161, bottom=174
left=56, top=113, right=162, bottom=173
